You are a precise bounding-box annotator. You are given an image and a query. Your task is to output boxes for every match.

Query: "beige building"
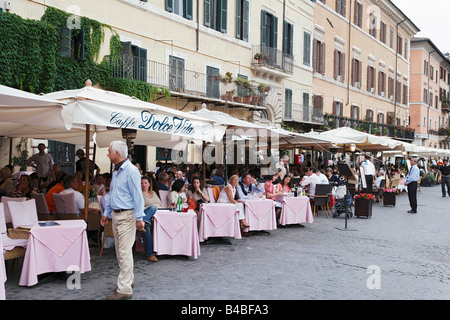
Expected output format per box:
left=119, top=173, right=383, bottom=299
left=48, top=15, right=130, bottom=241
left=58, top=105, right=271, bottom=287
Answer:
left=409, top=37, right=450, bottom=149
left=312, top=0, right=419, bottom=139
left=2, top=0, right=317, bottom=172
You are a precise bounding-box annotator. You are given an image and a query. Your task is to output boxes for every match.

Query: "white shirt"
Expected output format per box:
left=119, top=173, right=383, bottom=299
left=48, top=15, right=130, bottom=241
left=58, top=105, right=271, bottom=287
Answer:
left=317, top=173, right=329, bottom=184
left=60, top=188, right=85, bottom=217
left=362, top=159, right=376, bottom=176
left=301, top=174, right=321, bottom=196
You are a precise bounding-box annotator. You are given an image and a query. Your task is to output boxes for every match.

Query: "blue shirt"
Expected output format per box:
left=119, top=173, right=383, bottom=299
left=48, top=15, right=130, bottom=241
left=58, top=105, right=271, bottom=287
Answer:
left=104, top=159, right=145, bottom=221
left=236, top=182, right=264, bottom=199
left=406, top=165, right=420, bottom=185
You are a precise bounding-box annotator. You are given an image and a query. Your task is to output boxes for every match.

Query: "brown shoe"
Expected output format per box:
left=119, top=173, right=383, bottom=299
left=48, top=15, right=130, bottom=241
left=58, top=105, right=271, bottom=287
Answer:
left=106, top=291, right=132, bottom=300
left=147, top=255, right=158, bottom=262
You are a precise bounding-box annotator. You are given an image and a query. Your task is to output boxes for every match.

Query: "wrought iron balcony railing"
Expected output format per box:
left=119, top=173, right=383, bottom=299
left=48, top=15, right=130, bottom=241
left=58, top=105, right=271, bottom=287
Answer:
left=252, top=45, right=294, bottom=73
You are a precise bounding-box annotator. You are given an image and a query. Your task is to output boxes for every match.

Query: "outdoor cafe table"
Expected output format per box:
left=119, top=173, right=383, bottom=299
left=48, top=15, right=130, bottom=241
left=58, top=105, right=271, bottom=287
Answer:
left=279, top=196, right=314, bottom=226
left=238, top=198, right=277, bottom=232
left=19, top=220, right=91, bottom=287
left=198, top=203, right=241, bottom=242
left=153, top=209, right=200, bottom=259
left=0, top=235, right=6, bottom=300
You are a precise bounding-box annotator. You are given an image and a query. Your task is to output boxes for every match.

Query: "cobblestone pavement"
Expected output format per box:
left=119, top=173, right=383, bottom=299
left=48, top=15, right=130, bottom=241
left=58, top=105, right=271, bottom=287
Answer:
left=3, top=185, right=450, bottom=301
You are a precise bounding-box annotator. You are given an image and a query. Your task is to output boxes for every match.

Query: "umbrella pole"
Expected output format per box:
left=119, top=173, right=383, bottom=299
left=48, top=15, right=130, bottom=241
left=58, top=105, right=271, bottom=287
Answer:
left=84, top=125, right=90, bottom=221
left=202, top=141, right=206, bottom=189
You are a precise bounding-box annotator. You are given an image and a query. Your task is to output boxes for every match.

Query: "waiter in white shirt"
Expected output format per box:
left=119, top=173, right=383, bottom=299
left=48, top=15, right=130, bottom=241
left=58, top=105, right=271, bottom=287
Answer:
left=361, top=155, right=376, bottom=193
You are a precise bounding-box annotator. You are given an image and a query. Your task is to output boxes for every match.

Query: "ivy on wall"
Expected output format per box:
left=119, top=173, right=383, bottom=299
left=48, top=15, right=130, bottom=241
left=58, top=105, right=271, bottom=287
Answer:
left=0, top=6, right=168, bottom=102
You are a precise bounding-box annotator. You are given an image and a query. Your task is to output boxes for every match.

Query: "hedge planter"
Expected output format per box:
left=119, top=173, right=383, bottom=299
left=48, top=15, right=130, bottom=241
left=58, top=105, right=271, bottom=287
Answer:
left=420, top=179, right=432, bottom=187
left=383, top=192, right=396, bottom=207
left=354, top=198, right=372, bottom=218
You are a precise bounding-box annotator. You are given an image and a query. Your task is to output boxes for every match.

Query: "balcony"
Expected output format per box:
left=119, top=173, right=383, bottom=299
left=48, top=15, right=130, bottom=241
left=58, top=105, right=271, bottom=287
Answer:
left=251, top=45, right=293, bottom=81
left=107, top=54, right=266, bottom=110
left=284, top=104, right=324, bottom=125
left=324, top=114, right=416, bottom=140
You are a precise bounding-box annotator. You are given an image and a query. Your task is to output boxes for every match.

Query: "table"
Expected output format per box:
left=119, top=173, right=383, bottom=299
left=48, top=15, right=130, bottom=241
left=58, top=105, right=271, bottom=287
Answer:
left=198, top=203, right=241, bottom=242
left=0, top=236, right=6, bottom=300
left=279, top=196, right=314, bottom=226
left=19, top=220, right=91, bottom=287
left=238, top=199, right=277, bottom=231
left=153, top=209, right=200, bottom=259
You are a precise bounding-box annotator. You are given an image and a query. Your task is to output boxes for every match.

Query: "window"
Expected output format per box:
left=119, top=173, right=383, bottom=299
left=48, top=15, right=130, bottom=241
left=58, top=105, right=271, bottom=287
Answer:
left=389, top=26, right=394, bottom=49
left=351, top=58, right=362, bottom=87
left=120, top=42, right=147, bottom=82
left=336, top=0, right=346, bottom=17
left=60, top=26, right=85, bottom=61
left=367, top=66, right=376, bottom=92
left=205, top=0, right=227, bottom=33
left=303, top=92, right=310, bottom=122
left=354, top=1, right=363, bottom=28
left=388, top=76, right=394, bottom=99
left=369, top=11, right=377, bottom=38
left=313, top=39, right=325, bottom=75
left=261, top=11, right=278, bottom=50
left=351, top=105, right=359, bottom=120
left=378, top=71, right=386, bottom=96
left=397, top=35, right=403, bottom=56
left=303, top=32, right=311, bottom=66
left=169, top=56, right=185, bottom=92
left=334, top=50, right=345, bottom=81
left=284, top=89, right=293, bottom=119
left=166, top=0, right=193, bottom=20
left=283, top=22, right=294, bottom=56
left=366, top=109, right=374, bottom=121
left=423, top=88, right=428, bottom=104
left=380, top=21, right=387, bottom=44
left=333, top=101, right=343, bottom=117
left=395, top=80, right=401, bottom=103
left=236, top=0, right=249, bottom=41
left=206, top=66, right=220, bottom=98
left=377, top=113, right=384, bottom=124
left=402, top=84, right=408, bottom=105
left=424, top=60, right=428, bottom=76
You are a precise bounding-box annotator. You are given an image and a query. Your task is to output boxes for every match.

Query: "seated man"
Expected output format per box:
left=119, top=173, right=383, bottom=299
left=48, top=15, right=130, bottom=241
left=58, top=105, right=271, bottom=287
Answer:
left=59, top=174, right=99, bottom=217
left=300, top=167, right=321, bottom=198
left=236, top=172, right=264, bottom=199
left=156, top=172, right=169, bottom=191
left=45, top=171, right=67, bottom=213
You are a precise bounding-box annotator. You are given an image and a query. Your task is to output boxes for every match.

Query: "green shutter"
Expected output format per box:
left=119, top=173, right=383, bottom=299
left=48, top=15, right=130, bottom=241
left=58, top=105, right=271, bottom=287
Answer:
left=273, top=16, right=278, bottom=49
left=204, top=0, right=211, bottom=27
left=183, top=0, right=193, bottom=20
left=261, top=11, right=267, bottom=47
left=220, top=0, right=227, bottom=33
left=236, top=0, right=242, bottom=39
left=166, top=0, right=173, bottom=12
left=59, top=25, right=72, bottom=58
left=242, top=0, right=249, bottom=41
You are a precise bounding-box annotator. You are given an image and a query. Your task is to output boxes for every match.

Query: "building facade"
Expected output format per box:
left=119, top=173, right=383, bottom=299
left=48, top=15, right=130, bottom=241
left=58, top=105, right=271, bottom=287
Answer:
left=409, top=37, right=450, bottom=149
left=312, top=0, right=419, bottom=140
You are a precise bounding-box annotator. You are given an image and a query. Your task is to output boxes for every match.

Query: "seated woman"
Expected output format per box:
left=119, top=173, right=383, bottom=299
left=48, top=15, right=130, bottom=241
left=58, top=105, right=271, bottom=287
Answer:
left=217, top=174, right=250, bottom=231
left=186, top=176, right=209, bottom=211
left=92, top=174, right=106, bottom=196
left=141, top=175, right=163, bottom=262
left=264, top=174, right=284, bottom=221
left=0, top=167, right=14, bottom=196
left=276, top=175, right=292, bottom=197
left=13, top=174, right=32, bottom=198
left=168, top=179, right=187, bottom=209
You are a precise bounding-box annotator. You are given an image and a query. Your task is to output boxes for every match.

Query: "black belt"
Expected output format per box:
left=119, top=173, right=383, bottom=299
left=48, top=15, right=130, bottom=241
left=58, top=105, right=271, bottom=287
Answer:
left=113, top=208, right=133, bottom=213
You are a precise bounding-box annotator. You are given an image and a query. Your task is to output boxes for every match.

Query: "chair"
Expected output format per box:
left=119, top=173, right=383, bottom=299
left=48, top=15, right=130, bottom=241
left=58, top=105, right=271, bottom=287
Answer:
left=373, top=179, right=386, bottom=204
left=211, top=186, right=220, bottom=202
left=53, top=192, right=81, bottom=220
left=1, top=197, right=26, bottom=225
left=30, top=192, right=54, bottom=221
left=6, top=199, right=38, bottom=231
left=207, top=187, right=216, bottom=203
left=417, top=176, right=422, bottom=193
left=308, top=184, right=330, bottom=218
left=158, top=190, right=169, bottom=208
left=390, top=178, right=400, bottom=194
left=1, top=203, right=28, bottom=271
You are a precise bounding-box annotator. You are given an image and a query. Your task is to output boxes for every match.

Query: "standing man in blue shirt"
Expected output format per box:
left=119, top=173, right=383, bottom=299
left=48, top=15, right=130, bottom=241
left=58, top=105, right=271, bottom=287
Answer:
left=101, top=141, right=145, bottom=300
left=406, top=157, right=420, bottom=214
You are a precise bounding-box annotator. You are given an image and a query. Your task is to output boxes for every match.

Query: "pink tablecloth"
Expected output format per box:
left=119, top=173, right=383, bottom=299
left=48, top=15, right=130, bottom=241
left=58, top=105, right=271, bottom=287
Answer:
left=279, top=196, right=314, bottom=226
left=239, top=199, right=277, bottom=231
left=153, top=209, right=200, bottom=259
left=19, top=220, right=91, bottom=287
left=0, top=236, right=6, bottom=300
left=198, top=203, right=241, bottom=242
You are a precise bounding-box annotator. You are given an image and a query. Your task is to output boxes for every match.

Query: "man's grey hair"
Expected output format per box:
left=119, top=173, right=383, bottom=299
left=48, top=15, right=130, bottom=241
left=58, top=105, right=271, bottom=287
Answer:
left=281, top=155, right=289, bottom=161
left=411, top=157, right=418, bottom=163
left=110, top=141, right=128, bottom=159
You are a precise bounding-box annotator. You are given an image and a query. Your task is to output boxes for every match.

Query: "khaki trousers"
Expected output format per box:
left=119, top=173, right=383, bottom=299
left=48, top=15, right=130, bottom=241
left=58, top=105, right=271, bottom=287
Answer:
left=112, top=210, right=136, bottom=295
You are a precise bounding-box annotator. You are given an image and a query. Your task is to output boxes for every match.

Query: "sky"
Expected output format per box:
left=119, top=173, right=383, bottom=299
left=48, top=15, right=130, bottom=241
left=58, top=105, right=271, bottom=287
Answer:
left=391, top=0, right=450, bottom=54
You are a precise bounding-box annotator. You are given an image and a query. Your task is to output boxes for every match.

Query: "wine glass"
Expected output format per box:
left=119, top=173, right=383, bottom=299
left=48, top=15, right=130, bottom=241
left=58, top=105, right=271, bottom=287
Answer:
left=170, top=201, right=176, bottom=212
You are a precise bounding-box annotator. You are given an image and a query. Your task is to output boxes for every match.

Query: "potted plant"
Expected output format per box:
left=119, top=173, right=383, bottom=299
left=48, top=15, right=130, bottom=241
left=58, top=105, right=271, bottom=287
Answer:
left=254, top=53, right=268, bottom=64
left=354, top=193, right=375, bottom=218
left=220, top=72, right=233, bottom=84
left=421, top=173, right=434, bottom=187
left=382, top=188, right=397, bottom=206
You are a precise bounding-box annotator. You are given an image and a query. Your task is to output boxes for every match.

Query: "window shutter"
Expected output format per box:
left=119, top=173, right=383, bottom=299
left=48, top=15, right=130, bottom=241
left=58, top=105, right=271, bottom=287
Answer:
left=166, top=0, right=173, bottom=12
left=60, top=25, right=72, bottom=58
left=135, top=47, right=147, bottom=82
left=273, top=16, right=278, bottom=49
left=341, top=53, right=345, bottom=82
left=183, top=0, right=193, bottom=20
left=220, top=0, right=228, bottom=33
left=204, top=0, right=211, bottom=27
left=74, top=29, right=85, bottom=61
left=242, top=0, right=249, bottom=41
left=342, top=0, right=346, bottom=18
left=320, top=42, right=325, bottom=75
left=236, top=0, right=242, bottom=39
left=334, top=50, right=338, bottom=80
left=261, top=11, right=267, bottom=47
left=303, top=32, right=311, bottom=66
left=313, top=39, right=318, bottom=73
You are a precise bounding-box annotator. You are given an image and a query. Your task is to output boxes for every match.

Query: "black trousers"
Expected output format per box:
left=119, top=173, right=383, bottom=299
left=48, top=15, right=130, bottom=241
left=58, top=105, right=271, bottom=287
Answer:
left=442, top=176, right=450, bottom=196
left=407, top=181, right=418, bottom=211
left=364, top=175, right=373, bottom=193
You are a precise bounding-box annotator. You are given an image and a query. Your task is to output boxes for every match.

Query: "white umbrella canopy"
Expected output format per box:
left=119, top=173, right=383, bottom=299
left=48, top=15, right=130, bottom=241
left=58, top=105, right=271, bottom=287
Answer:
left=0, top=84, right=70, bottom=132
left=44, top=82, right=224, bottom=148
left=301, top=130, right=359, bottom=150
left=320, top=127, right=404, bottom=151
